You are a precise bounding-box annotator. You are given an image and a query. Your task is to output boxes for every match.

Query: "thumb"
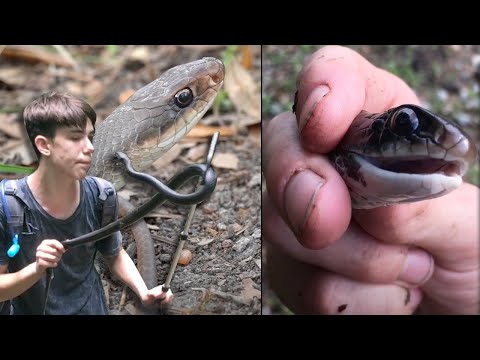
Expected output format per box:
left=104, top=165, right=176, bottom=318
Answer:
left=295, top=45, right=419, bottom=154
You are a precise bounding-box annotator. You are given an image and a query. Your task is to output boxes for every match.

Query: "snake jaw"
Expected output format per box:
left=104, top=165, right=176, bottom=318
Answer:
left=355, top=153, right=468, bottom=178
left=345, top=154, right=463, bottom=209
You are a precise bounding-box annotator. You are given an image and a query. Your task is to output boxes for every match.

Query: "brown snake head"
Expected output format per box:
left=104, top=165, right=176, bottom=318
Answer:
left=88, top=57, right=225, bottom=190
left=330, top=104, right=478, bottom=209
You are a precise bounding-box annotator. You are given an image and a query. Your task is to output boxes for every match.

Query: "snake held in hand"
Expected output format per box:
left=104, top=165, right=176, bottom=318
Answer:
left=328, top=104, right=477, bottom=208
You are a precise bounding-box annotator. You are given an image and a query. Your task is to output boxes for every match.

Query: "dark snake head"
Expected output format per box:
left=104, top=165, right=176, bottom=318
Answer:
left=331, top=104, right=478, bottom=208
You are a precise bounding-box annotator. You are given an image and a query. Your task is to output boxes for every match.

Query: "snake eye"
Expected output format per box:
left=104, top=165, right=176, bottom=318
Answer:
left=390, top=107, right=419, bottom=136
left=174, top=88, right=193, bottom=108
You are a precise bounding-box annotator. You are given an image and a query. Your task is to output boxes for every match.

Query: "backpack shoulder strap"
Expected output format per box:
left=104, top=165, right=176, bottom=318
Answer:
left=90, top=177, right=117, bottom=228
left=1, top=179, right=29, bottom=313
left=1, top=179, right=30, bottom=314
left=0, top=179, right=27, bottom=240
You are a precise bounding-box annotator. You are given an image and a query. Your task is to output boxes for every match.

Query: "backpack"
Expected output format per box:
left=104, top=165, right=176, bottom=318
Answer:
left=0, top=176, right=117, bottom=315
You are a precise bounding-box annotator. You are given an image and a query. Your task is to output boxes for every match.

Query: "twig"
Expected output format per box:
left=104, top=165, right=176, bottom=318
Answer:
left=118, top=286, right=127, bottom=311
left=217, top=170, right=250, bottom=184
left=103, top=282, right=110, bottom=307
left=151, top=234, right=179, bottom=246
left=52, top=45, right=79, bottom=71
left=163, top=305, right=218, bottom=315
left=192, top=287, right=251, bottom=306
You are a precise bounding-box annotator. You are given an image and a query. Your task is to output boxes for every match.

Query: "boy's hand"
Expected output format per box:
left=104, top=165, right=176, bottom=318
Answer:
left=142, top=284, right=174, bottom=306
left=35, top=239, right=65, bottom=273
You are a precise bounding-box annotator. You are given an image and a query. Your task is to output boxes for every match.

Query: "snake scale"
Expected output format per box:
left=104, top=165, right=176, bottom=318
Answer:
left=86, top=57, right=225, bottom=289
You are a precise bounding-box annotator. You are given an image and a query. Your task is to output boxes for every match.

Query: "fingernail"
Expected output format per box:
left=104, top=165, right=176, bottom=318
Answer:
left=398, top=248, right=434, bottom=286
left=284, top=169, right=325, bottom=237
left=298, top=85, right=330, bottom=132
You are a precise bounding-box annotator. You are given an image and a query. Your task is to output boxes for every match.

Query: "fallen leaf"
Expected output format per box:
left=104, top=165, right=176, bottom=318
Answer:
left=0, top=140, right=37, bottom=166
left=124, top=303, right=145, bottom=315
left=83, top=80, right=104, bottom=101
left=239, top=255, right=254, bottom=264
left=178, top=139, right=201, bottom=149
left=197, top=237, right=215, bottom=246
left=185, top=124, right=237, bottom=138
left=0, top=113, right=23, bottom=139
left=146, top=224, right=160, bottom=230
left=224, top=58, right=260, bottom=125
left=186, top=143, right=208, bottom=162
left=238, top=208, right=250, bottom=222
left=248, top=124, right=261, bottom=147
left=211, top=152, right=238, bottom=170
left=103, top=280, right=110, bottom=307
left=117, top=189, right=138, bottom=201
left=240, top=45, right=253, bottom=69
left=151, top=144, right=182, bottom=170
left=0, top=67, right=29, bottom=87
left=241, top=278, right=261, bottom=302
left=234, top=226, right=247, bottom=236
left=144, top=212, right=183, bottom=220
left=179, top=45, right=227, bottom=51
left=231, top=223, right=243, bottom=232
left=64, top=81, right=83, bottom=97
left=1, top=45, right=73, bottom=68
left=254, top=259, right=261, bottom=269
left=129, top=46, right=151, bottom=63
left=206, top=227, right=218, bottom=237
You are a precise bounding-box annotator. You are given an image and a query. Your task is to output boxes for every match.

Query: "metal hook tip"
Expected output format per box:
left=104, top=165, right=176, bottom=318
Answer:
left=206, top=131, right=220, bottom=166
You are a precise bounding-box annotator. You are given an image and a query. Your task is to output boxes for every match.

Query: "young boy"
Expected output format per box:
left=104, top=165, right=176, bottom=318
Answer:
left=0, top=92, right=172, bottom=315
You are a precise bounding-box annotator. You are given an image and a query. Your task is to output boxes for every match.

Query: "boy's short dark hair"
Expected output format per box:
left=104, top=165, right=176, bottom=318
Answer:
left=23, top=92, right=96, bottom=158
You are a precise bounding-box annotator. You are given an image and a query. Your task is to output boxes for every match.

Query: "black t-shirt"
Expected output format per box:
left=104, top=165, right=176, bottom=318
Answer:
left=0, top=176, right=122, bottom=315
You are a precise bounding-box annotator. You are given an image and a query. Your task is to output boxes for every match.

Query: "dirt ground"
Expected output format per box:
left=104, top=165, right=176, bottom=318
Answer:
left=262, top=45, right=480, bottom=314
left=0, top=45, right=261, bottom=315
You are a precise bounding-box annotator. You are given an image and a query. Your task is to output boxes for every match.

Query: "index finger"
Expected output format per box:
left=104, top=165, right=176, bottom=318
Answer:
left=295, top=45, right=419, bottom=153
left=41, top=239, right=65, bottom=253
left=353, top=182, right=479, bottom=268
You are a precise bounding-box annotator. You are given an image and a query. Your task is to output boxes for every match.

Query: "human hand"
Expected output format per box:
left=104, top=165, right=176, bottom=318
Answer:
left=263, top=45, right=479, bottom=314
left=141, top=284, right=173, bottom=307
left=35, top=239, right=66, bottom=273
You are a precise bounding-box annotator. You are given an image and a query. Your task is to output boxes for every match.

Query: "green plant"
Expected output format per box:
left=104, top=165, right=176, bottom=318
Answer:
left=0, top=164, right=35, bottom=175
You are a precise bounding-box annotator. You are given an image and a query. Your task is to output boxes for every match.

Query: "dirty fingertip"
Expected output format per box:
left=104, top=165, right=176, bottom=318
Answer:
left=298, top=85, right=330, bottom=132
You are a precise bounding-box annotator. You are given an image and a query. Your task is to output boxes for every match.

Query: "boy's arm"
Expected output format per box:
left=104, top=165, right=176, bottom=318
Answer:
left=0, top=263, right=44, bottom=302
left=0, top=239, right=65, bottom=302
left=104, top=248, right=173, bottom=306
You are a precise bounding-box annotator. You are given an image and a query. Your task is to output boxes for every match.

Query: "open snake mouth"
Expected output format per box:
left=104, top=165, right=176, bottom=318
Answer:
left=331, top=104, right=477, bottom=208
left=344, top=153, right=463, bottom=209
left=360, top=155, right=466, bottom=177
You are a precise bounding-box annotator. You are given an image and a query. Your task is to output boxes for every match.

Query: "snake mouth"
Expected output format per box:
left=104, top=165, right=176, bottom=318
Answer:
left=362, top=156, right=466, bottom=177
left=348, top=153, right=463, bottom=208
